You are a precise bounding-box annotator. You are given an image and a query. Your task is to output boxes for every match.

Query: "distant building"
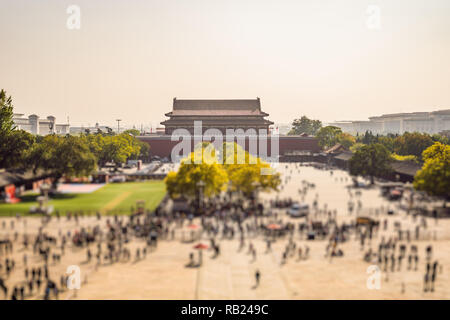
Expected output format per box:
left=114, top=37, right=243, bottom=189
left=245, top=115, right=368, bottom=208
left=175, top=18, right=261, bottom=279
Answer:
left=155, top=127, right=165, bottom=135
left=330, top=109, right=450, bottom=135
left=13, top=113, right=70, bottom=135
left=139, top=98, right=321, bottom=159
left=69, top=123, right=111, bottom=134
left=143, top=127, right=165, bottom=135
left=160, top=97, right=273, bottom=134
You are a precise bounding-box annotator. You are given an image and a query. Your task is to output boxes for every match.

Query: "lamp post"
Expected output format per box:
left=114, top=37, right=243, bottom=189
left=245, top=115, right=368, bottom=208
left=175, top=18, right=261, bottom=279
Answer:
left=252, top=181, right=261, bottom=216
left=196, top=180, right=206, bottom=213
left=39, top=183, right=51, bottom=215
left=116, top=119, right=122, bottom=134
left=41, top=183, right=51, bottom=199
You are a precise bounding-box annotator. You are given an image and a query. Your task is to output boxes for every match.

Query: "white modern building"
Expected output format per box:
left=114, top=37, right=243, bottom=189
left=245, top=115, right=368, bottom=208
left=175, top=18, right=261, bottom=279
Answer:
left=13, top=113, right=70, bottom=135
left=331, top=109, right=450, bottom=135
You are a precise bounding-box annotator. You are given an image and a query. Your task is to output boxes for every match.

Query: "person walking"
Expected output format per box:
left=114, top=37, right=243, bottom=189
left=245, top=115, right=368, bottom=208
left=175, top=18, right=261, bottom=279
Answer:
left=255, top=269, right=261, bottom=288
left=431, top=261, right=438, bottom=292
left=266, top=240, right=271, bottom=253
left=86, top=248, right=92, bottom=263
left=252, top=248, right=257, bottom=261
left=426, top=245, right=433, bottom=262
left=424, top=263, right=431, bottom=292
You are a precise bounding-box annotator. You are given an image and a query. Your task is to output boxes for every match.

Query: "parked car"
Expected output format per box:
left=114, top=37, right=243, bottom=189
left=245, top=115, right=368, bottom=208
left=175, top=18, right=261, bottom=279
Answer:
left=287, top=203, right=309, bottom=218
left=110, top=175, right=126, bottom=183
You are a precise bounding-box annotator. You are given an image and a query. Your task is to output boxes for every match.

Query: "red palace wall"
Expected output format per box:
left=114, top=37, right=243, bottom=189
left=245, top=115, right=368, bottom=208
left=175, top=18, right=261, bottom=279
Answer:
left=138, top=135, right=321, bottom=160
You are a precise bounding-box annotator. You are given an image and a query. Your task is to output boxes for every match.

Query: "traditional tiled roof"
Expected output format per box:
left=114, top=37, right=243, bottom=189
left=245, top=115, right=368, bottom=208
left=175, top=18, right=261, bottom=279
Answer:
left=391, top=160, right=422, bottom=177
left=431, top=109, right=450, bottom=115
left=166, top=98, right=267, bottom=117
left=161, top=119, right=273, bottom=125
left=173, top=98, right=261, bottom=111
left=162, top=98, right=273, bottom=127
left=324, top=143, right=345, bottom=154
left=333, top=151, right=353, bottom=161
left=168, top=109, right=265, bottom=116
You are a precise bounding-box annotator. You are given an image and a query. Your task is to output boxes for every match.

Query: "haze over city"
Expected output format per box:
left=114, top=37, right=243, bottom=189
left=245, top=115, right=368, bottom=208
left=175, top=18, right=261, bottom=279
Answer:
left=1, top=0, right=450, bottom=127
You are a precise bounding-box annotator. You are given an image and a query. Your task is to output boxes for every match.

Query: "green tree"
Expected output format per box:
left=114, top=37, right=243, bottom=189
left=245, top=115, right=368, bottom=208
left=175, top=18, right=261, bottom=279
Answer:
left=29, top=135, right=97, bottom=185
left=360, top=131, right=377, bottom=145
left=85, top=132, right=146, bottom=166
left=135, top=140, right=150, bottom=162
left=431, top=134, right=449, bottom=145
left=316, top=126, right=342, bottom=149
left=83, top=133, right=105, bottom=161
left=0, top=90, right=36, bottom=169
left=349, top=143, right=392, bottom=184
left=350, top=142, right=365, bottom=153
left=337, top=132, right=356, bottom=149
left=377, top=136, right=395, bottom=153
left=288, top=116, right=322, bottom=136
left=413, top=142, right=450, bottom=205
left=393, top=132, right=433, bottom=159
left=95, top=134, right=139, bottom=167
left=123, top=133, right=150, bottom=162
left=0, top=130, right=35, bottom=169
left=0, top=89, right=15, bottom=135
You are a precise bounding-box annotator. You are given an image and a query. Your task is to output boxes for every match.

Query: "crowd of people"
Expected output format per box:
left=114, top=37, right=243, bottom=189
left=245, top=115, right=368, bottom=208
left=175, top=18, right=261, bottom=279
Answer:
left=0, top=163, right=446, bottom=299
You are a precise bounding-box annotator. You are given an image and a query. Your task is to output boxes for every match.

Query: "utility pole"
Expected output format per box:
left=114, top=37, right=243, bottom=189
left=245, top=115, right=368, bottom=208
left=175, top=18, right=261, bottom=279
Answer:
left=116, top=119, right=122, bottom=134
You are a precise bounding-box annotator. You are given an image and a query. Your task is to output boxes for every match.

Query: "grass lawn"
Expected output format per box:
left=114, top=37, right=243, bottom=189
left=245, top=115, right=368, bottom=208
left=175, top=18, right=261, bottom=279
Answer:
left=0, top=181, right=166, bottom=216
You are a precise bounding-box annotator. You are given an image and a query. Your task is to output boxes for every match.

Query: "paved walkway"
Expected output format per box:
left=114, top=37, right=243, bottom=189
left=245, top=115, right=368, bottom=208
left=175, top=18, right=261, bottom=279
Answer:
left=1, top=164, right=449, bottom=300
left=196, top=240, right=290, bottom=299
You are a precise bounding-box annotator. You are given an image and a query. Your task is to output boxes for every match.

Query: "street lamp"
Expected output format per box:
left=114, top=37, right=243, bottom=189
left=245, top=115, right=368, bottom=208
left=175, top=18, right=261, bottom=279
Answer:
left=38, top=183, right=51, bottom=215
left=196, top=180, right=206, bottom=213
left=40, top=183, right=51, bottom=199
left=252, top=181, right=261, bottom=215
left=116, top=119, right=122, bottom=134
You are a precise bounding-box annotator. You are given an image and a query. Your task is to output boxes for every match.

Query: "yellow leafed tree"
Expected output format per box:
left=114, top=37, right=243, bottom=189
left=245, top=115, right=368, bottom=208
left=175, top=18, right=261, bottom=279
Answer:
left=164, top=143, right=228, bottom=199
left=165, top=142, right=281, bottom=199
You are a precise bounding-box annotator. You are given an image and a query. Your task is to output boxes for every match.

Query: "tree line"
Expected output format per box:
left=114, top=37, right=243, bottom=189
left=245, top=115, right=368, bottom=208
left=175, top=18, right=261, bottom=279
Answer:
left=0, top=89, right=149, bottom=183
left=288, top=115, right=448, bottom=159
left=288, top=115, right=449, bottom=202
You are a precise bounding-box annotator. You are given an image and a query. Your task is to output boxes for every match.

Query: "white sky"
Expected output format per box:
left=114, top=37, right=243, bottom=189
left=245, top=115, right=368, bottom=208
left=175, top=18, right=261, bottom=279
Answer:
left=1, top=0, right=449, bottom=127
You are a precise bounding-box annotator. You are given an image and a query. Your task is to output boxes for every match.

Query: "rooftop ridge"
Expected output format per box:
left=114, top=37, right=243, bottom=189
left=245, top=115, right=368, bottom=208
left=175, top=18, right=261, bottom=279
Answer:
left=172, top=98, right=262, bottom=111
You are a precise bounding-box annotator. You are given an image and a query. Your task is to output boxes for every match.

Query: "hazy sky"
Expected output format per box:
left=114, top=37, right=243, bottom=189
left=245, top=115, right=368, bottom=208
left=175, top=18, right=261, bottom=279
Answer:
left=1, top=0, right=449, bottom=128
